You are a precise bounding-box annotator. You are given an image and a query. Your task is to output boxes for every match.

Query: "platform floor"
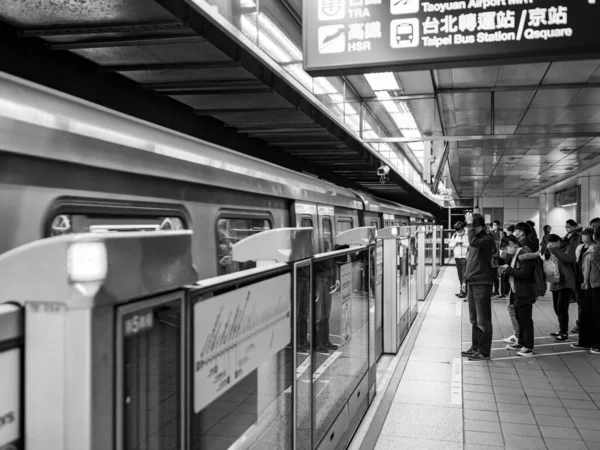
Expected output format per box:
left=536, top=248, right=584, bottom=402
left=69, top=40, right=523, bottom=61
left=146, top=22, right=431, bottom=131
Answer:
left=350, top=266, right=600, bottom=450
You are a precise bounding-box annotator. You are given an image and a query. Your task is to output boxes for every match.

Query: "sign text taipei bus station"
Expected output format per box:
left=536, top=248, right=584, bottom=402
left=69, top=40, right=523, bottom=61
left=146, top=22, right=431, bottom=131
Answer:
left=303, top=0, right=600, bottom=76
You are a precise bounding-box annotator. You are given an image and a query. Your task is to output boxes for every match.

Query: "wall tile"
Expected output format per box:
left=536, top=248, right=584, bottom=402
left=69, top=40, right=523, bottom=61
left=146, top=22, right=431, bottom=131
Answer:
left=504, top=198, right=519, bottom=208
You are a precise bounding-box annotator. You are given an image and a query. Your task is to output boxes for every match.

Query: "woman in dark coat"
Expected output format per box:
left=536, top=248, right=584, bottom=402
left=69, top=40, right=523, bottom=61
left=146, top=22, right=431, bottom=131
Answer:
left=546, top=234, right=576, bottom=342
left=501, top=235, right=536, bottom=356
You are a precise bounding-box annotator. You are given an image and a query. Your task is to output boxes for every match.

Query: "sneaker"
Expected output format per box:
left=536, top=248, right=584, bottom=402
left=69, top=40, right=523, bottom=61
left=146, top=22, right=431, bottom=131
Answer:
left=590, top=348, right=600, bottom=355
left=550, top=331, right=561, bottom=337
left=323, top=341, right=339, bottom=350
left=492, top=291, right=500, bottom=297
left=315, top=345, right=330, bottom=353
left=503, top=334, right=518, bottom=344
left=571, top=326, right=580, bottom=334
left=468, top=351, right=491, bottom=361
left=461, top=348, right=477, bottom=357
left=570, top=343, right=590, bottom=350
left=506, top=343, right=523, bottom=351
left=554, top=334, right=569, bottom=342
left=497, top=295, right=506, bottom=299
left=517, top=348, right=533, bottom=357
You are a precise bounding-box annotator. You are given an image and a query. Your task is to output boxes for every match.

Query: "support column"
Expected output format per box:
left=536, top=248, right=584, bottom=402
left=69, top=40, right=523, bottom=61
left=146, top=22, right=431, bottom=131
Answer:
left=589, top=176, right=600, bottom=223
left=579, top=177, right=590, bottom=227
left=538, top=194, right=547, bottom=230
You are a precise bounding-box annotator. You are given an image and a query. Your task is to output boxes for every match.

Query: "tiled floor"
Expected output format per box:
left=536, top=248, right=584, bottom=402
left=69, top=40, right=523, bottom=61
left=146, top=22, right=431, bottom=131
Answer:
left=373, top=267, right=600, bottom=450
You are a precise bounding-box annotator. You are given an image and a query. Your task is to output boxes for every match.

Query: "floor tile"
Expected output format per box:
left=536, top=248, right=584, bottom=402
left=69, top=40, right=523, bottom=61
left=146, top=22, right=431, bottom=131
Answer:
left=567, top=407, right=600, bottom=419
left=496, top=402, right=533, bottom=414
left=375, top=435, right=462, bottom=450
left=571, top=416, right=600, bottom=430
left=530, top=405, right=568, bottom=416
left=561, top=399, right=599, bottom=410
left=524, top=388, right=558, bottom=398
left=527, top=396, right=563, bottom=407
left=501, top=422, right=541, bottom=437
left=463, top=391, right=495, bottom=402
left=463, top=399, right=497, bottom=412
left=502, top=434, right=547, bottom=449
left=539, top=425, right=582, bottom=440
left=393, top=379, right=453, bottom=407
left=533, top=413, right=575, bottom=428
left=464, top=431, right=504, bottom=447
left=543, top=438, right=588, bottom=450
left=463, top=384, right=493, bottom=394
left=498, top=411, right=537, bottom=425
left=464, top=419, right=501, bottom=434
left=495, top=393, right=529, bottom=405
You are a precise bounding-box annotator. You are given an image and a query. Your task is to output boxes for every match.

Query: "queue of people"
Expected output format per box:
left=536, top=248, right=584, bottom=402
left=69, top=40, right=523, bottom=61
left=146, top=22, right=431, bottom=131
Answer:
left=456, top=214, right=600, bottom=361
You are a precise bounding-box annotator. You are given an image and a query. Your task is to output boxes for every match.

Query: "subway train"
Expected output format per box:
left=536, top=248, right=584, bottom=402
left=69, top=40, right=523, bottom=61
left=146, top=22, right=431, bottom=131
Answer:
left=0, top=71, right=435, bottom=276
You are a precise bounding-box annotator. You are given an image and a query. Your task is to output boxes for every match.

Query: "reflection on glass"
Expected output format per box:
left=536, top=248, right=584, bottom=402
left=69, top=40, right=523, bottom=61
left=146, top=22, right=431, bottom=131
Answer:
left=295, top=264, right=312, bottom=450
left=122, top=299, right=181, bottom=450
left=190, top=282, right=293, bottom=450
left=311, top=249, right=369, bottom=448
left=216, top=218, right=272, bottom=275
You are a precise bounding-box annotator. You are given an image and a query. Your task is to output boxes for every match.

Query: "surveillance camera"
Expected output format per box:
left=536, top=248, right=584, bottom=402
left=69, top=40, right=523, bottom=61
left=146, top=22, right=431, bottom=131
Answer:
left=377, top=165, right=390, bottom=177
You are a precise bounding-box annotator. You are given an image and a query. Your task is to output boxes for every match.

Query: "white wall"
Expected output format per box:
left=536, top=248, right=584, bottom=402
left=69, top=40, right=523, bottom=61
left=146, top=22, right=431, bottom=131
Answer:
left=539, top=193, right=576, bottom=237
left=477, top=196, right=540, bottom=232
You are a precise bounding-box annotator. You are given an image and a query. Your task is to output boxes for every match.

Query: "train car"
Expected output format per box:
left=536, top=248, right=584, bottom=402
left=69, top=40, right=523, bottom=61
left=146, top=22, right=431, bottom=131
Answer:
left=0, top=71, right=434, bottom=279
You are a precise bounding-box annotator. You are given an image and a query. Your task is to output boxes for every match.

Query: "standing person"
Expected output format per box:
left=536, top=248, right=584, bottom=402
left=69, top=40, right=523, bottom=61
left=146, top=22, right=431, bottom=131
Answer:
left=449, top=221, right=469, bottom=299
left=540, top=225, right=552, bottom=254
left=590, top=227, right=600, bottom=355
left=514, top=222, right=538, bottom=252
left=565, top=220, right=583, bottom=331
left=546, top=234, right=576, bottom=342
left=506, top=225, right=516, bottom=237
left=500, top=235, right=536, bottom=357
left=497, top=230, right=509, bottom=299
left=572, top=228, right=596, bottom=350
left=527, top=221, right=539, bottom=252
left=590, top=218, right=600, bottom=230
left=461, top=213, right=495, bottom=361
left=491, top=220, right=501, bottom=240
left=491, top=235, right=500, bottom=297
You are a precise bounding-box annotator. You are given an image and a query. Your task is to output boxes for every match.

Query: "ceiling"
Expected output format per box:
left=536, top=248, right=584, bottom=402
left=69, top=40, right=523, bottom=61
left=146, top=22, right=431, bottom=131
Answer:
left=436, top=61, right=600, bottom=198
left=0, top=0, right=447, bottom=214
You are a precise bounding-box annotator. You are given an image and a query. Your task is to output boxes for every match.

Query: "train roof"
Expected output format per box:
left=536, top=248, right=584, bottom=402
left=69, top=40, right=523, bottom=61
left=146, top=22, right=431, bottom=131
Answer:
left=0, top=71, right=364, bottom=210
left=353, top=191, right=435, bottom=220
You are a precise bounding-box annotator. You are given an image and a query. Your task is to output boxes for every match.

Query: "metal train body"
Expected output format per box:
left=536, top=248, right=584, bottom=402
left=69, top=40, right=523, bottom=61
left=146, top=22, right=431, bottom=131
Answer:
left=0, top=71, right=434, bottom=277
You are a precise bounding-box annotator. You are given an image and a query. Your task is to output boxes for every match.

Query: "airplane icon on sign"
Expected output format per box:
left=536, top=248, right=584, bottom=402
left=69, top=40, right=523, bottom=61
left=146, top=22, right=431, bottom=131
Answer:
left=391, top=0, right=419, bottom=15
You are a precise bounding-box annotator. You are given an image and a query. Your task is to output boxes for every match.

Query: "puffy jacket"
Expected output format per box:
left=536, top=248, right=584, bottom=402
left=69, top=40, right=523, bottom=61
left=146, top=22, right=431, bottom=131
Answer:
left=548, top=241, right=576, bottom=291
left=449, top=231, right=469, bottom=259
left=564, top=228, right=582, bottom=249
left=463, top=225, right=495, bottom=285
left=581, top=244, right=599, bottom=290
left=504, top=247, right=536, bottom=305
left=591, top=244, right=600, bottom=289
left=529, top=230, right=540, bottom=253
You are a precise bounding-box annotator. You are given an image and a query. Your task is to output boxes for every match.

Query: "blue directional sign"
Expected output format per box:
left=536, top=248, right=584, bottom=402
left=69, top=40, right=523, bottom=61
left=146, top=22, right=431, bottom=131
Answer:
left=303, top=0, right=600, bottom=76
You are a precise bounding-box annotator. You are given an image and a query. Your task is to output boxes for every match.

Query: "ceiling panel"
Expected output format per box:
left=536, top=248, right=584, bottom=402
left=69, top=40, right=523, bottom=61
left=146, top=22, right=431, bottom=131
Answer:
left=569, top=88, right=600, bottom=106
left=553, top=106, right=600, bottom=125
left=450, top=67, right=499, bottom=88
left=529, top=89, right=580, bottom=108
left=543, top=60, right=600, bottom=84
left=496, top=63, right=550, bottom=86
left=520, top=108, right=564, bottom=126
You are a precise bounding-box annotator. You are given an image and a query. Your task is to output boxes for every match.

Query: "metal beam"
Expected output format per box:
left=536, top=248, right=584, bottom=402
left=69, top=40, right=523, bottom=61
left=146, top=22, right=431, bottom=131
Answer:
left=362, top=131, right=600, bottom=143
left=49, top=35, right=206, bottom=50
left=362, top=93, right=436, bottom=102
left=140, top=80, right=266, bottom=91
left=194, top=107, right=295, bottom=116
left=274, top=141, right=347, bottom=147
left=154, top=87, right=271, bottom=95
left=24, top=22, right=186, bottom=38
left=100, top=60, right=241, bottom=72
left=437, top=82, right=600, bottom=95
left=237, top=127, right=326, bottom=134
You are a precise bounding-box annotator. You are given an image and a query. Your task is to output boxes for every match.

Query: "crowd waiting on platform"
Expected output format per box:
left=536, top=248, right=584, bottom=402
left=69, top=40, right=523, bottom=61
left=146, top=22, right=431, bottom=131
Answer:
left=449, top=213, right=600, bottom=361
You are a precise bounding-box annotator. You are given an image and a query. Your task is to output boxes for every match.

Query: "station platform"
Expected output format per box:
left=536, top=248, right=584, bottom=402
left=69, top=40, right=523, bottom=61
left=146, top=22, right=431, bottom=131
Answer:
left=349, top=267, right=600, bottom=450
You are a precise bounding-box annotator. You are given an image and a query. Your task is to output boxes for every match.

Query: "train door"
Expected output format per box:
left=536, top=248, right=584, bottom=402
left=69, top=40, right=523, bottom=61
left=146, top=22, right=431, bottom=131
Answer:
left=317, top=206, right=336, bottom=253
left=293, top=203, right=319, bottom=253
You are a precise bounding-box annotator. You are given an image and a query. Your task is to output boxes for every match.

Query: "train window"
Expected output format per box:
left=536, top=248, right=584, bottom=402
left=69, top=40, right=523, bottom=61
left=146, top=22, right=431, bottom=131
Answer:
left=370, top=220, right=379, bottom=229
left=301, top=217, right=313, bottom=228
left=48, top=214, right=186, bottom=236
left=322, top=218, right=333, bottom=252
left=337, top=218, right=353, bottom=233
left=216, top=217, right=272, bottom=275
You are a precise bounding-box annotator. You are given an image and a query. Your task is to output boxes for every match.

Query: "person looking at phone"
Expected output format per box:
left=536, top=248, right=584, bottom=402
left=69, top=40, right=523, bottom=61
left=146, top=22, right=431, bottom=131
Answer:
left=449, top=221, right=469, bottom=299
left=461, top=212, right=496, bottom=361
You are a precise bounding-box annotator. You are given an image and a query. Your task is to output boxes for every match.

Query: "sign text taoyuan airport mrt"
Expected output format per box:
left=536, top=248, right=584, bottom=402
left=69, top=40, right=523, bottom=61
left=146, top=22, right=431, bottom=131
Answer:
left=303, top=0, right=599, bottom=75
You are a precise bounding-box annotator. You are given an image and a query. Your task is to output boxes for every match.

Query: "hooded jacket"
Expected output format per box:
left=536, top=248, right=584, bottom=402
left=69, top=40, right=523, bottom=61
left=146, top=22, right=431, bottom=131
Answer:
left=548, top=241, right=576, bottom=291
left=463, top=224, right=495, bottom=285
left=504, top=246, right=536, bottom=305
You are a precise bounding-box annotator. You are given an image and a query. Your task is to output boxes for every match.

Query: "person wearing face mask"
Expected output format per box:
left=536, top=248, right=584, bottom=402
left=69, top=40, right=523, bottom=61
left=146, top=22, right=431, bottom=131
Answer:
left=513, top=222, right=538, bottom=252
left=545, top=234, right=576, bottom=342
left=506, top=224, right=515, bottom=237
left=572, top=228, right=596, bottom=350
left=565, top=220, right=583, bottom=331
left=460, top=212, right=496, bottom=361
left=500, top=235, right=536, bottom=357
left=449, top=221, right=469, bottom=299
left=591, top=218, right=600, bottom=230
left=491, top=220, right=501, bottom=239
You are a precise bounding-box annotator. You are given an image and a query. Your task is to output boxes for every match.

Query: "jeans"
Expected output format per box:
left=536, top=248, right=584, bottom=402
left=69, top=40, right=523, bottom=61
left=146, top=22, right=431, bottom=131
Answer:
left=456, top=258, right=466, bottom=294
left=579, top=289, right=594, bottom=347
left=507, top=295, right=519, bottom=337
left=592, top=288, right=600, bottom=349
left=514, top=300, right=534, bottom=349
left=315, top=277, right=333, bottom=346
left=552, top=289, right=571, bottom=335
left=491, top=267, right=499, bottom=293
left=468, top=284, right=493, bottom=356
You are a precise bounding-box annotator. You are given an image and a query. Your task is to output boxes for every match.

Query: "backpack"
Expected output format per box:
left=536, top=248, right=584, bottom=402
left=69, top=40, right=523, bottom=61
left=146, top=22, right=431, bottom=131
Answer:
left=532, top=258, right=547, bottom=299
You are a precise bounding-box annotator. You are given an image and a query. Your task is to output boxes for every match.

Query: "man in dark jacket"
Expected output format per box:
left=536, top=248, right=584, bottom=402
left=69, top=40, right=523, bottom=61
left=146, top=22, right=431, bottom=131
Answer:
left=565, top=219, right=583, bottom=329
left=514, top=222, right=538, bottom=252
left=527, top=221, right=539, bottom=252
left=461, top=213, right=496, bottom=361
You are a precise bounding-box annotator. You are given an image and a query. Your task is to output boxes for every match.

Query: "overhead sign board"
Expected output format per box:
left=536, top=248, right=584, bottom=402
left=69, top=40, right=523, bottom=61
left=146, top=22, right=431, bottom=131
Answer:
left=303, top=0, right=600, bottom=76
